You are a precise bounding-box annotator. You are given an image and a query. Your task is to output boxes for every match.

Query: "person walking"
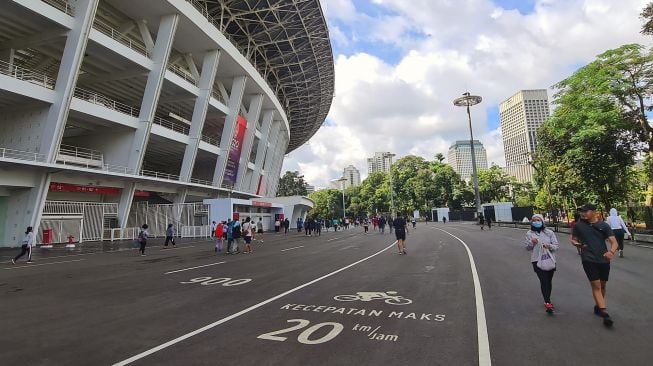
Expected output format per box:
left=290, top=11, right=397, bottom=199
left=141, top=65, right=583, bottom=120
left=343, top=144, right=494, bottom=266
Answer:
left=137, top=224, right=149, bottom=256
left=226, top=219, right=234, bottom=254
left=257, top=217, right=264, bottom=234
left=388, top=217, right=393, bottom=234
left=411, top=217, right=417, bottom=229
left=486, top=216, right=492, bottom=230
left=379, top=217, right=386, bottom=234
left=332, top=218, right=339, bottom=232
left=571, top=203, right=619, bottom=327
left=525, top=214, right=560, bottom=314
left=315, top=219, right=322, bottom=236
left=606, top=208, right=631, bottom=258
left=215, top=221, right=225, bottom=253
left=211, top=221, right=217, bottom=238
left=570, top=211, right=581, bottom=255
left=12, top=226, right=34, bottom=264
left=372, top=217, right=378, bottom=231
left=231, top=219, right=242, bottom=254
left=164, top=223, right=176, bottom=248
left=243, top=217, right=254, bottom=254
left=325, top=219, right=331, bottom=232
left=297, top=218, right=303, bottom=233
left=283, top=218, right=290, bottom=235
left=393, top=216, right=408, bottom=255
left=479, top=214, right=485, bottom=230
left=363, top=218, right=369, bottom=234
left=275, top=218, right=280, bottom=233
left=442, top=216, right=447, bottom=224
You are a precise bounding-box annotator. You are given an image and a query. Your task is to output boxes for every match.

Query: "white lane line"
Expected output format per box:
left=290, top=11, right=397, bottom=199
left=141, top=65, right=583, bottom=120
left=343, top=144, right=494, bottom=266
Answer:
left=2, top=259, right=85, bottom=270
left=434, top=228, right=491, bottom=366
left=280, top=245, right=304, bottom=252
left=160, top=245, right=196, bottom=251
left=164, top=261, right=226, bottom=275
left=112, top=240, right=397, bottom=366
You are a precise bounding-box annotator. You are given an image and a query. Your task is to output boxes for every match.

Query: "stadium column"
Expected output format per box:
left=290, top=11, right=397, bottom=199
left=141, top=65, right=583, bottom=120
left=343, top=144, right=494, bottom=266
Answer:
left=179, top=49, right=221, bottom=182
left=248, top=110, right=275, bottom=193
left=212, top=76, right=248, bottom=187
left=269, top=135, right=289, bottom=197
left=118, top=14, right=179, bottom=228
left=260, top=122, right=282, bottom=196
left=235, top=94, right=263, bottom=192
left=12, top=0, right=98, bottom=240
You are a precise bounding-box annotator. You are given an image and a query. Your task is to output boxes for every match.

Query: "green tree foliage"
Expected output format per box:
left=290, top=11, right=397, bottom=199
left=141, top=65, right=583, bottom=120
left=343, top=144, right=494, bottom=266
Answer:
left=276, top=171, right=308, bottom=197
left=307, top=189, right=342, bottom=219
left=477, top=165, right=512, bottom=203
left=641, top=3, right=653, bottom=35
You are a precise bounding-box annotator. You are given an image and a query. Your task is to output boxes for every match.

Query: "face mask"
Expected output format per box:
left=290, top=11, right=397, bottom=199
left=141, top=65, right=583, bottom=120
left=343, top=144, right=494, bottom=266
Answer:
left=532, top=221, right=543, bottom=228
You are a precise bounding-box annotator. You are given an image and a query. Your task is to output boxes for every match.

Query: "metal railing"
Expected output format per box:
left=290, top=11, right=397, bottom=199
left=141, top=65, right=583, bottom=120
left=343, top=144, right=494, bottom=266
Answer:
left=181, top=225, right=212, bottom=238
left=152, top=116, right=190, bottom=135
left=42, top=0, right=73, bottom=15
left=140, top=169, right=180, bottom=181
left=0, top=59, right=55, bottom=89
left=200, top=134, right=219, bottom=147
left=0, top=147, right=47, bottom=163
left=167, top=63, right=198, bottom=86
left=73, top=87, right=140, bottom=117
left=58, top=144, right=103, bottom=162
left=189, top=177, right=214, bottom=186
left=211, top=89, right=226, bottom=104
left=43, top=201, right=118, bottom=215
left=92, top=18, right=149, bottom=57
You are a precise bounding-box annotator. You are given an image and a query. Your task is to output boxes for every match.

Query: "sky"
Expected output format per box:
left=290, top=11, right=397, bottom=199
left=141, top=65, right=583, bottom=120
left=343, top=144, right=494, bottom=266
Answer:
left=281, top=0, right=651, bottom=189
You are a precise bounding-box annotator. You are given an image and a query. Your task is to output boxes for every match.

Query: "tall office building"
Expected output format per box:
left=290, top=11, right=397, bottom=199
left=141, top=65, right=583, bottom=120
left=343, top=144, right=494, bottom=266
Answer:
left=342, top=165, right=361, bottom=188
left=367, top=152, right=393, bottom=174
left=447, top=140, right=489, bottom=180
left=500, top=89, right=551, bottom=182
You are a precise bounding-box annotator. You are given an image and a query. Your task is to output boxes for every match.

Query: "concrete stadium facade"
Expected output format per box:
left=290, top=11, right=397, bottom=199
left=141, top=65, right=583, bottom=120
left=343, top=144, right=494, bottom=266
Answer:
left=0, top=0, right=334, bottom=246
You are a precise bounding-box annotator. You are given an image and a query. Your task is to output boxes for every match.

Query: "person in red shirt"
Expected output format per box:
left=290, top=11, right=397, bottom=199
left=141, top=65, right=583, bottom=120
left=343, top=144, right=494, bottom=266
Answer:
left=215, top=221, right=225, bottom=253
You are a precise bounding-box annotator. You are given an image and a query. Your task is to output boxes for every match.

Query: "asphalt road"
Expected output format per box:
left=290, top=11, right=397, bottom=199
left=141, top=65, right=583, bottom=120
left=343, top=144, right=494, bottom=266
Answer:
left=1, top=223, right=651, bottom=366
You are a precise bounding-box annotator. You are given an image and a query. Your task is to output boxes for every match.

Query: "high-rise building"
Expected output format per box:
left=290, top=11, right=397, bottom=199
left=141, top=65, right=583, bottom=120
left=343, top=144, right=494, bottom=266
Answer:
left=342, top=165, right=361, bottom=188
left=447, top=140, right=489, bottom=180
left=367, top=152, right=393, bottom=174
left=500, top=89, right=551, bottom=182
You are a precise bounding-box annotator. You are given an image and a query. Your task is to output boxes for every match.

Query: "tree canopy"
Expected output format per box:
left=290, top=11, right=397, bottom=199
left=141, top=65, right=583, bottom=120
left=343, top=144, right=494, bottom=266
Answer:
left=276, top=171, right=308, bottom=197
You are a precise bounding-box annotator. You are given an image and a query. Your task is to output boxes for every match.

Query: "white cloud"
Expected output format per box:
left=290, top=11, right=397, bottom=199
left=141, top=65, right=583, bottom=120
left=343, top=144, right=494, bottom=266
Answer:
left=285, top=0, right=651, bottom=187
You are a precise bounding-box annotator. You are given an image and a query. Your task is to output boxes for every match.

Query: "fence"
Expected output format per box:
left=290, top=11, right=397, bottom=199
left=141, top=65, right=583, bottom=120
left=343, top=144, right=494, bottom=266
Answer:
left=40, top=201, right=118, bottom=243
left=128, top=202, right=209, bottom=238
left=181, top=225, right=212, bottom=238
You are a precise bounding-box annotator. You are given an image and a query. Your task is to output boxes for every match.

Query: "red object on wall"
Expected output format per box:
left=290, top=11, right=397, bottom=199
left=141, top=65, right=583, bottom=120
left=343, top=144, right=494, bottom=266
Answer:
left=42, top=229, right=53, bottom=244
left=252, top=201, right=272, bottom=207
left=49, top=183, right=150, bottom=197
left=233, top=212, right=240, bottom=220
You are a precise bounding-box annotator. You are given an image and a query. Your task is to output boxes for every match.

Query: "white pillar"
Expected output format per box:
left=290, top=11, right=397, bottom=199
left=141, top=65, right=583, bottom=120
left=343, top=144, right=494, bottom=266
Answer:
left=260, top=122, right=281, bottom=196
left=119, top=14, right=178, bottom=228
left=249, top=110, right=274, bottom=193
left=235, top=94, right=263, bottom=191
left=179, top=49, right=221, bottom=182
left=213, top=76, right=247, bottom=186
left=40, top=0, right=99, bottom=162
left=127, top=14, right=179, bottom=173
left=172, top=188, right=188, bottom=223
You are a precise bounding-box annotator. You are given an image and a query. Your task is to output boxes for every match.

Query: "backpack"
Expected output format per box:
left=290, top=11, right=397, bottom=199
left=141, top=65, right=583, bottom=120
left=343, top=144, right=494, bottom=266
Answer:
left=233, top=222, right=242, bottom=238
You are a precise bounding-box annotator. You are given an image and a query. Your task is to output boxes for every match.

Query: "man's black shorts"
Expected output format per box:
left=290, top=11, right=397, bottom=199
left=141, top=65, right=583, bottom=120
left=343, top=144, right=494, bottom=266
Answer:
left=395, top=230, right=406, bottom=241
left=244, top=236, right=252, bottom=244
left=582, top=261, right=610, bottom=282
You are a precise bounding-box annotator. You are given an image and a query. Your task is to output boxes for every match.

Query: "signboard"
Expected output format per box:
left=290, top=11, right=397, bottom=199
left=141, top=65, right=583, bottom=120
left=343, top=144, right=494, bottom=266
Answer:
left=49, top=183, right=150, bottom=197
left=252, top=201, right=272, bottom=207
left=223, top=115, right=247, bottom=185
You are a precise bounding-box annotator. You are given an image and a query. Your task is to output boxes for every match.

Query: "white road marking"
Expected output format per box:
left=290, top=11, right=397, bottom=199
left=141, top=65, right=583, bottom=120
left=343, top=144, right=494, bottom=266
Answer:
left=434, top=228, right=491, bottom=366
left=164, top=261, right=227, bottom=275
left=160, top=245, right=196, bottom=251
left=112, top=240, right=397, bottom=366
left=3, top=259, right=85, bottom=270
left=280, top=246, right=305, bottom=252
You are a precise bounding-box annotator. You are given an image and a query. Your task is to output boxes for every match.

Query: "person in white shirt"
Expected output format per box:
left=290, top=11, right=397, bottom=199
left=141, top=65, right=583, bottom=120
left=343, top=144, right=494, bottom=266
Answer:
left=243, top=217, right=254, bottom=254
left=12, top=226, right=34, bottom=264
left=606, top=208, right=631, bottom=258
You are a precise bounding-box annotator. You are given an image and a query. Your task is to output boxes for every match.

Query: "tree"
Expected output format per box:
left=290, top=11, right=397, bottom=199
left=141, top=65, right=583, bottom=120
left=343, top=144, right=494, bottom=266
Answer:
left=276, top=171, right=308, bottom=197
left=553, top=44, right=653, bottom=222
left=641, top=2, right=653, bottom=35
left=477, top=165, right=511, bottom=203
left=308, top=189, right=342, bottom=219
left=435, top=153, right=445, bottom=163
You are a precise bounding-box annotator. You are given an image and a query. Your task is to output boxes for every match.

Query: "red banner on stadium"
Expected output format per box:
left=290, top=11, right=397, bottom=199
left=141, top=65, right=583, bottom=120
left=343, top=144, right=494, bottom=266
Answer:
left=223, top=115, right=247, bottom=185
left=49, top=183, right=150, bottom=197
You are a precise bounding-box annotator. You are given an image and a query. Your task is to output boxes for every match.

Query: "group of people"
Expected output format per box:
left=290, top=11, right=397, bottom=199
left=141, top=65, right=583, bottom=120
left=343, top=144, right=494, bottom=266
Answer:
left=210, top=218, right=259, bottom=255
left=525, top=203, right=627, bottom=327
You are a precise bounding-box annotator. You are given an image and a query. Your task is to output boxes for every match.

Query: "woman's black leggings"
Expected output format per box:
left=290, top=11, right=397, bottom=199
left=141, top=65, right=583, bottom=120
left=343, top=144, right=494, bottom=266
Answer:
left=14, top=244, right=31, bottom=261
left=532, top=262, right=554, bottom=303
left=613, top=229, right=625, bottom=251
left=140, top=240, right=147, bottom=254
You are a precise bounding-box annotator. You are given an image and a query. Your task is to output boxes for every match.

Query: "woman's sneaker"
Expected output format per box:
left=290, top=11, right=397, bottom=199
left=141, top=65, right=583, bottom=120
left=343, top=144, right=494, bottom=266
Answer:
left=596, top=308, right=614, bottom=327
left=545, top=303, right=554, bottom=314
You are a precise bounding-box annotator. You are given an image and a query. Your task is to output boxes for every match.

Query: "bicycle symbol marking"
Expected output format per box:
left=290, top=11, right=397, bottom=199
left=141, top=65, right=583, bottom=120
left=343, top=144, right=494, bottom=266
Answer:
left=333, top=291, right=413, bottom=305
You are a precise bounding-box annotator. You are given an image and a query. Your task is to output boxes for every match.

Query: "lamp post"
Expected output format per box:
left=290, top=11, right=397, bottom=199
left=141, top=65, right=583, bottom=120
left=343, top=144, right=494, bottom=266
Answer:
left=454, top=92, right=483, bottom=216
left=337, top=177, right=347, bottom=219
left=383, top=152, right=396, bottom=218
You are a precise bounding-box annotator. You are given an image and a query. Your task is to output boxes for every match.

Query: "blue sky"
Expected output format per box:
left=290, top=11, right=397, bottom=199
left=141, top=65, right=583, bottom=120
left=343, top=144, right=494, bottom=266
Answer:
left=282, top=0, right=650, bottom=188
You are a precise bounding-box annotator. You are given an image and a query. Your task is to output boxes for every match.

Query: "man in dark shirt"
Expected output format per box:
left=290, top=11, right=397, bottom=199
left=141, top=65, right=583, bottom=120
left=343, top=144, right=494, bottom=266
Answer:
left=571, top=203, right=619, bottom=327
left=393, top=216, right=408, bottom=255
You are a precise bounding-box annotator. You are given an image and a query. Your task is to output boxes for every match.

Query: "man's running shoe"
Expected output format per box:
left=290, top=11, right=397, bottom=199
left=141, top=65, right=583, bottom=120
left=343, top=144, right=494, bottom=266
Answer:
left=11, top=259, right=15, bottom=264
left=596, top=309, right=614, bottom=327
left=545, top=302, right=554, bottom=314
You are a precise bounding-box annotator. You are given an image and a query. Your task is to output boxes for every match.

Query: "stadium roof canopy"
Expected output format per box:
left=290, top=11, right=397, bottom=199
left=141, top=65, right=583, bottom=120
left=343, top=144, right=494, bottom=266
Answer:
left=191, top=0, right=335, bottom=152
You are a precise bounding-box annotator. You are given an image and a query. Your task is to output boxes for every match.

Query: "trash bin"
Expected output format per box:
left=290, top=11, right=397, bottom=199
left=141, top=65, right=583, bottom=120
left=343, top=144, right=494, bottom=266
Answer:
left=42, top=229, right=53, bottom=244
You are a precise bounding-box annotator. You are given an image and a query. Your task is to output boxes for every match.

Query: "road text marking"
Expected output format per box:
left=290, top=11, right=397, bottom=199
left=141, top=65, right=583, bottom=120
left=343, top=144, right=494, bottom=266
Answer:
left=112, top=241, right=397, bottom=366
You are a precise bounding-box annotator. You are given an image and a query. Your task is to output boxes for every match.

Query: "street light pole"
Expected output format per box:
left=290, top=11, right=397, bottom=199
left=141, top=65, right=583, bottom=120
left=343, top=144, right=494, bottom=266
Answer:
left=338, top=178, right=347, bottom=219
left=454, top=92, right=483, bottom=216
left=383, top=153, right=396, bottom=218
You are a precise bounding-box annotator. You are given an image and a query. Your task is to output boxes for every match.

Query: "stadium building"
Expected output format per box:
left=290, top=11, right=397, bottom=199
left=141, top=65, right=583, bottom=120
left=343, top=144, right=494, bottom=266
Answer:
left=0, top=0, right=333, bottom=246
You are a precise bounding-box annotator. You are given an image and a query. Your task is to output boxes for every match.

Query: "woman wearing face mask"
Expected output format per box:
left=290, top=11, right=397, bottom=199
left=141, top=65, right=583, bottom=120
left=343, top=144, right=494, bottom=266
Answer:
left=525, top=214, right=560, bottom=314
